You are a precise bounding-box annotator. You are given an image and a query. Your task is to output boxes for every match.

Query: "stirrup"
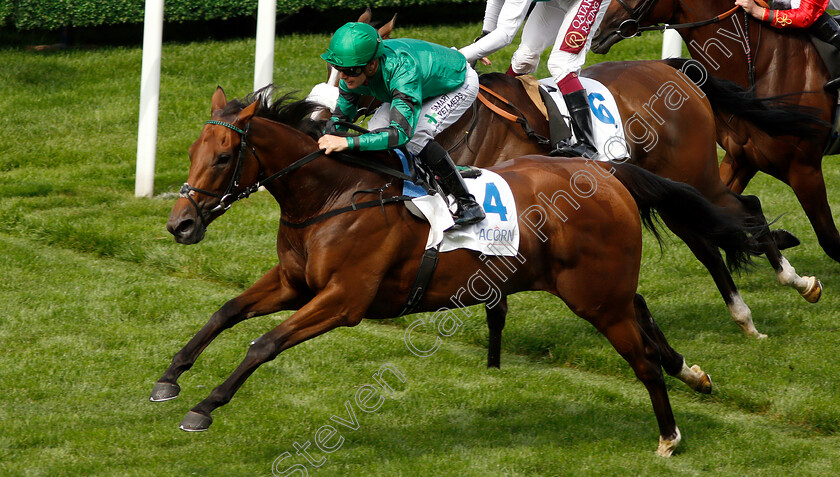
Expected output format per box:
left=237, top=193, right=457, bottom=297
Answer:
left=549, top=140, right=598, bottom=158
left=454, top=199, right=485, bottom=226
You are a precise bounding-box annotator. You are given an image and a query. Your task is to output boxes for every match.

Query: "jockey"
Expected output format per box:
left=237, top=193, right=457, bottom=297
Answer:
left=736, top=0, right=840, bottom=90
left=459, top=0, right=613, bottom=158
left=319, top=22, right=485, bottom=226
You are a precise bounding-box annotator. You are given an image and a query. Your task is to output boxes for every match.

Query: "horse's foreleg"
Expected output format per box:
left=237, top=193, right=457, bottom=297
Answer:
left=662, top=216, right=765, bottom=338
left=597, top=304, right=680, bottom=457
left=787, top=160, right=840, bottom=263
left=150, top=265, right=302, bottom=402
left=178, top=288, right=365, bottom=431
left=633, top=294, right=712, bottom=394
left=486, top=295, right=507, bottom=369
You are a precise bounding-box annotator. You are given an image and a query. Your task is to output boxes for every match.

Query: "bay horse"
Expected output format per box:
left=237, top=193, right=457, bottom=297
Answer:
left=434, top=65, right=822, bottom=351
left=150, top=87, right=758, bottom=455
left=310, top=10, right=821, bottom=345
left=591, top=0, right=840, bottom=263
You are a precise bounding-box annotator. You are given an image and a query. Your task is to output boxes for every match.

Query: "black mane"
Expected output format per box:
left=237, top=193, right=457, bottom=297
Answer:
left=221, top=85, right=326, bottom=139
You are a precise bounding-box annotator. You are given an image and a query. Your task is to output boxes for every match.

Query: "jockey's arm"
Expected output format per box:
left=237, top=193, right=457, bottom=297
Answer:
left=459, top=0, right=532, bottom=64
left=331, top=87, right=360, bottom=131
left=736, top=0, right=829, bottom=28
left=327, top=65, right=422, bottom=153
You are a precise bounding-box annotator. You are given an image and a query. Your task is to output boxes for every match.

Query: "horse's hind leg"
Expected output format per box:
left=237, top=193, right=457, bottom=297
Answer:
left=150, top=264, right=301, bottom=402
left=738, top=194, right=822, bottom=303
left=718, top=151, right=757, bottom=195
left=787, top=159, right=840, bottom=263
left=486, top=296, right=507, bottom=368
left=595, top=302, right=681, bottom=456
left=662, top=216, right=765, bottom=338
left=634, top=294, right=712, bottom=394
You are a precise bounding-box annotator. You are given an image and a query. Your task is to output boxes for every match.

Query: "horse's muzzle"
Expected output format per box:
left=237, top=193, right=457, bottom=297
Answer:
left=167, top=203, right=206, bottom=244
left=591, top=25, right=628, bottom=54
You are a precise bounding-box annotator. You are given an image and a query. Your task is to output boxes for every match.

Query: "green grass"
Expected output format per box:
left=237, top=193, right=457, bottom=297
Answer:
left=2, top=20, right=840, bottom=476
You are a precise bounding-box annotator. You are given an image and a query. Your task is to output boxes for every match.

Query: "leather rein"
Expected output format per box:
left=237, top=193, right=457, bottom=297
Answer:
left=180, top=119, right=413, bottom=230
left=476, top=84, right=550, bottom=146
left=611, top=0, right=758, bottom=87
left=610, top=0, right=739, bottom=39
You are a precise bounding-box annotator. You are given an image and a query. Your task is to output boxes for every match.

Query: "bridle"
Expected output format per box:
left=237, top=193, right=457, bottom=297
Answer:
left=179, top=119, right=325, bottom=228
left=179, top=118, right=415, bottom=230
left=612, top=0, right=664, bottom=38
left=610, top=0, right=739, bottom=39
left=610, top=0, right=754, bottom=86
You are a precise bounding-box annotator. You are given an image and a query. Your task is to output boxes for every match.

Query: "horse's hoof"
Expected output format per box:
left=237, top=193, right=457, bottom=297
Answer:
left=656, top=427, right=681, bottom=457
left=690, top=365, right=712, bottom=394
left=149, top=382, right=181, bottom=402
left=179, top=411, right=212, bottom=432
left=800, top=278, right=822, bottom=303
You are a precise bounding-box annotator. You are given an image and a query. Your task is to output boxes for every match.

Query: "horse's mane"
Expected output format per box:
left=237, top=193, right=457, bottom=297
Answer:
left=222, top=85, right=327, bottom=139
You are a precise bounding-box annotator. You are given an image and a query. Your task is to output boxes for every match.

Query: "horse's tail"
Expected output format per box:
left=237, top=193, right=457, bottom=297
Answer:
left=662, top=58, right=829, bottom=138
left=610, top=162, right=759, bottom=272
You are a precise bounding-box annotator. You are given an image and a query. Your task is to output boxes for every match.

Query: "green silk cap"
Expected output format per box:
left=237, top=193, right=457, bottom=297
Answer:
left=321, top=22, right=383, bottom=67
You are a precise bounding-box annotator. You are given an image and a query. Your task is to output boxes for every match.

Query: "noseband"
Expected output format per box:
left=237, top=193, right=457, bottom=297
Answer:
left=613, top=0, right=661, bottom=39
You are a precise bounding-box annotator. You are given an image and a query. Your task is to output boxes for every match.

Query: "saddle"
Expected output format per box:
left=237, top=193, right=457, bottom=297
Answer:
left=395, top=148, right=482, bottom=199
left=514, top=75, right=574, bottom=150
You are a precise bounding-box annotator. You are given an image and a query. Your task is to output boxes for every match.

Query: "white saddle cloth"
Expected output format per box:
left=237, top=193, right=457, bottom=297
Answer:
left=538, top=77, right=630, bottom=162
left=405, top=170, right=520, bottom=256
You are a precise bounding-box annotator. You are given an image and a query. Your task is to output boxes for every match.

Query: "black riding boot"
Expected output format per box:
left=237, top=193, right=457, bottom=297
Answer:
left=419, top=141, right=486, bottom=226
left=550, top=89, right=599, bottom=158
left=810, top=12, right=840, bottom=91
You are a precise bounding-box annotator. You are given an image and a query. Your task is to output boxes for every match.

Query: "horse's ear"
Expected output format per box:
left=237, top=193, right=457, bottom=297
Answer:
left=237, top=100, right=258, bottom=124
left=357, top=7, right=372, bottom=24
left=379, top=13, right=397, bottom=39
left=212, top=86, right=227, bottom=113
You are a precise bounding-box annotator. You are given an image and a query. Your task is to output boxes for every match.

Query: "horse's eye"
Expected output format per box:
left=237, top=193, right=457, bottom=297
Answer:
left=216, top=153, right=232, bottom=166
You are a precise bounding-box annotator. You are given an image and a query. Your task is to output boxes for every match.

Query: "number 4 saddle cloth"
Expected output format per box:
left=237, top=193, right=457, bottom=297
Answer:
left=396, top=150, right=520, bottom=256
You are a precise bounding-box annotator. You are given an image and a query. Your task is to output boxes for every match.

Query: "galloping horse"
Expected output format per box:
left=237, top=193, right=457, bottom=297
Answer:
left=592, top=0, right=840, bottom=263
left=310, top=11, right=821, bottom=345
left=150, top=87, right=757, bottom=455
left=434, top=66, right=822, bottom=348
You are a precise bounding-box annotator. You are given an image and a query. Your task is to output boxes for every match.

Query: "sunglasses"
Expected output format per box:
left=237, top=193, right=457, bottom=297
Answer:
left=333, top=65, right=366, bottom=77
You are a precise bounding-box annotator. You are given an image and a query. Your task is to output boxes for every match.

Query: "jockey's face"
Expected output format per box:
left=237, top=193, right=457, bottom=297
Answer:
left=338, top=60, right=377, bottom=90
left=339, top=69, right=366, bottom=89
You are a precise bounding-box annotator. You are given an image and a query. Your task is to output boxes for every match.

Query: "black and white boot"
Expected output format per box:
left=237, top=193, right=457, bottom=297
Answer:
left=419, top=141, right=486, bottom=226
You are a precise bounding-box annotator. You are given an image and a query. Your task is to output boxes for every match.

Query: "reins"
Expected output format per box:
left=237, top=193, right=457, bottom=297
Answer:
left=182, top=119, right=413, bottom=229
left=612, top=0, right=739, bottom=39
left=611, top=0, right=756, bottom=86
left=476, top=84, right=550, bottom=145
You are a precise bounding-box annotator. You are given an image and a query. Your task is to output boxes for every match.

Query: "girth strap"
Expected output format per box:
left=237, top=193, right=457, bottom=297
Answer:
left=398, top=243, right=442, bottom=317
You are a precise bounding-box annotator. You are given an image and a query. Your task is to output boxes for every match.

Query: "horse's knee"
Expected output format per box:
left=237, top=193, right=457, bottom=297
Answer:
left=247, top=335, right=281, bottom=363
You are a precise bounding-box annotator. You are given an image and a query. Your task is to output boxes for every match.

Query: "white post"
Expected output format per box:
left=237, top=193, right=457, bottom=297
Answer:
left=135, top=0, right=164, bottom=198
left=254, top=0, right=277, bottom=92
left=661, top=29, right=683, bottom=59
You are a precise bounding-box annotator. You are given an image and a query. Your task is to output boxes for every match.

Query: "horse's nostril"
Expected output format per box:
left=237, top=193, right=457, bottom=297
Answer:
left=176, top=219, right=195, bottom=236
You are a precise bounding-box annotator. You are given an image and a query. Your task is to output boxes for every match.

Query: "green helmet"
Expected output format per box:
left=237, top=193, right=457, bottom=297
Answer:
left=320, top=22, right=383, bottom=68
